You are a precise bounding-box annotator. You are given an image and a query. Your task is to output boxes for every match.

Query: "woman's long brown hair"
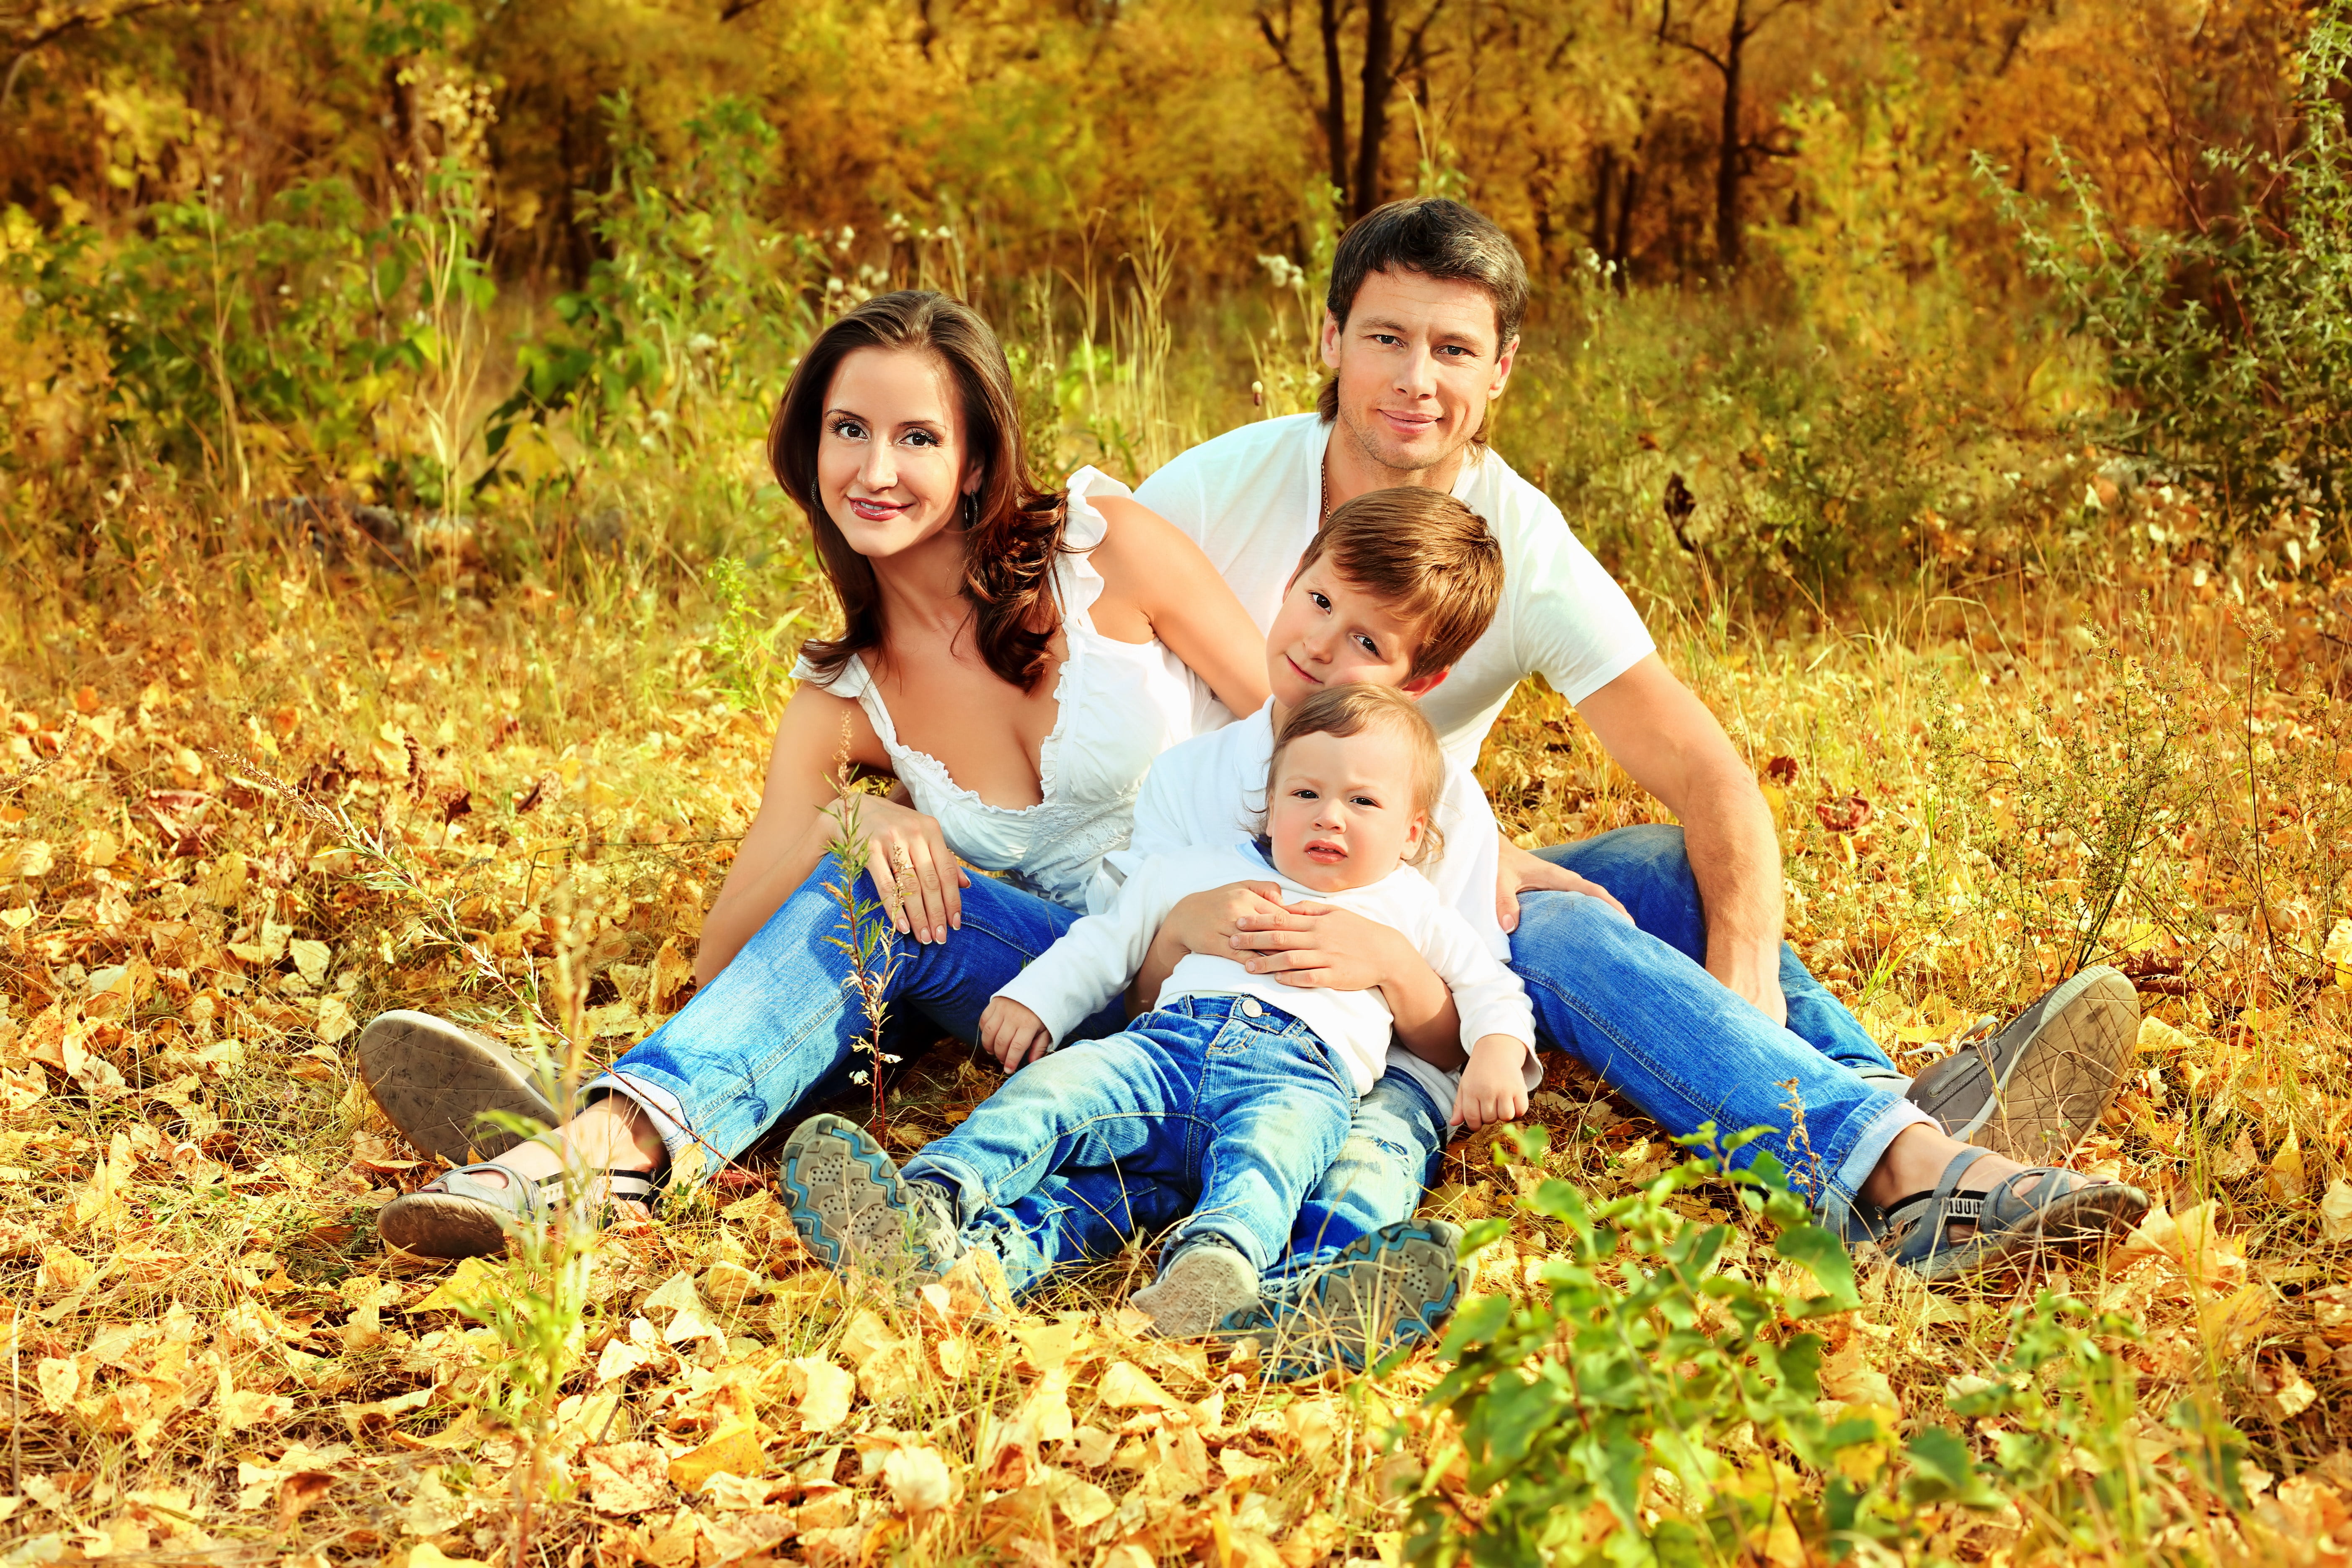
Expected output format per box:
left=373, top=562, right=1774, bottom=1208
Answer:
left=771, top=291, right=1070, bottom=692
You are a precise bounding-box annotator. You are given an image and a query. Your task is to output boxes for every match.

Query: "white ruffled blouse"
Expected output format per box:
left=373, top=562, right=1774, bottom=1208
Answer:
left=789, top=468, right=1205, bottom=912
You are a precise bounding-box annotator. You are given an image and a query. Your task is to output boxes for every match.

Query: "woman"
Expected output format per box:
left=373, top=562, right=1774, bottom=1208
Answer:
left=363, top=291, right=1269, bottom=1257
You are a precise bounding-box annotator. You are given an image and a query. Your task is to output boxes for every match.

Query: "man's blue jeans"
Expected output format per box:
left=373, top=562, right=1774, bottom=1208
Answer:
left=902, top=996, right=1354, bottom=1273
left=984, top=825, right=1927, bottom=1280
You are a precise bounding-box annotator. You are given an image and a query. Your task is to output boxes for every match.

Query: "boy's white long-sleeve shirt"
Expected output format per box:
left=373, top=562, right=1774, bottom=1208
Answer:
left=1000, top=841, right=1536, bottom=1097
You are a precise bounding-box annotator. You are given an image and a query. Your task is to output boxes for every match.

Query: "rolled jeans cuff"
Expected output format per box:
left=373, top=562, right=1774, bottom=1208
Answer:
left=898, top=1150, right=997, bottom=1228
left=583, top=1070, right=701, bottom=1169
left=1823, top=1093, right=1937, bottom=1243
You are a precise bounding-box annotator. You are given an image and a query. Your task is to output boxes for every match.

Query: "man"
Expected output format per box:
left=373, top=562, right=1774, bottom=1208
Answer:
left=993, top=198, right=2146, bottom=1369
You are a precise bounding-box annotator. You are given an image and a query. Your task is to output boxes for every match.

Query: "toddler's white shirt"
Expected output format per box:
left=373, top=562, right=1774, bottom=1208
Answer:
left=999, top=841, right=1536, bottom=1097
left=1089, top=700, right=1511, bottom=1115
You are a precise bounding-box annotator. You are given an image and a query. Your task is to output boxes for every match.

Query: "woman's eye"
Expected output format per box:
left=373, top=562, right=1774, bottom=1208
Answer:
left=832, top=419, right=866, bottom=440
left=901, top=429, right=938, bottom=447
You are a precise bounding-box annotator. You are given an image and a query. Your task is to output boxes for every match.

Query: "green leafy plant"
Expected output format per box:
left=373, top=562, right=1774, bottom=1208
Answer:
left=705, top=554, right=794, bottom=715
left=1403, top=1127, right=2255, bottom=1567
left=1405, top=1124, right=1911, bottom=1566
left=819, top=728, right=906, bottom=1136
left=1985, top=0, right=2352, bottom=551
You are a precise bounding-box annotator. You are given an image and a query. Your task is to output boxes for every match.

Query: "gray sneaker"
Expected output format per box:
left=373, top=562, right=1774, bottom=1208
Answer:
left=1906, top=966, right=2138, bottom=1164
left=1133, top=1240, right=1261, bottom=1338
left=357, top=1009, right=561, bottom=1164
left=1218, top=1217, right=1464, bottom=1380
left=775, top=1114, right=960, bottom=1283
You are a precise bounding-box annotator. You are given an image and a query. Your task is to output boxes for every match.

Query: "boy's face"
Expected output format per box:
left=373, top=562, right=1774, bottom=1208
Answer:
left=1265, top=559, right=1446, bottom=715
left=1264, top=725, right=1427, bottom=894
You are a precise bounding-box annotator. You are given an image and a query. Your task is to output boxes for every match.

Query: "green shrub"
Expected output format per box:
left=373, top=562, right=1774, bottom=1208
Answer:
left=1988, top=2, right=2352, bottom=556
left=1405, top=1126, right=2252, bottom=1567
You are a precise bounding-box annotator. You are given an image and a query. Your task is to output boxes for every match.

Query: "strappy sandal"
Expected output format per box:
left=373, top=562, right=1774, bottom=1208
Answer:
left=1862, top=1145, right=2150, bottom=1282
left=1905, top=966, right=2138, bottom=1163
left=378, top=1153, right=659, bottom=1259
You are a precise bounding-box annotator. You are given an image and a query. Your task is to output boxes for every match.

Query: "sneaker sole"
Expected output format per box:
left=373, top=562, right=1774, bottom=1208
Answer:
left=357, top=1009, right=562, bottom=1166
left=1908, top=1181, right=2152, bottom=1283
left=1134, top=1245, right=1260, bottom=1338
left=1909, top=967, right=2138, bottom=1164
left=377, top=1189, right=512, bottom=1259
left=1233, top=1219, right=1463, bottom=1380
left=775, top=1113, right=941, bottom=1281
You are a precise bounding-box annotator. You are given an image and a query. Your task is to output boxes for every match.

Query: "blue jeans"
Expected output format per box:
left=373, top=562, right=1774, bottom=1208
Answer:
left=903, top=996, right=1354, bottom=1273
left=590, top=859, right=1119, bottom=1169
left=1515, top=826, right=1926, bottom=1238
left=978, top=824, right=1926, bottom=1275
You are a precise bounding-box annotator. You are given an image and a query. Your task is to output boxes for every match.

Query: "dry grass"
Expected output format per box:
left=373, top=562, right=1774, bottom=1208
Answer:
left=0, top=475, right=2348, bottom=1568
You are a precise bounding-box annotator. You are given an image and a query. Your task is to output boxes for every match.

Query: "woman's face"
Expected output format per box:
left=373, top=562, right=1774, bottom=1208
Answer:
left=817, top=347, right=974, bottom=560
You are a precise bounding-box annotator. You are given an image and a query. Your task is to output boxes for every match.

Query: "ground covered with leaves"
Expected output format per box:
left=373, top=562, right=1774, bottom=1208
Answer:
left=2, top=490, right=2350, bottom=1568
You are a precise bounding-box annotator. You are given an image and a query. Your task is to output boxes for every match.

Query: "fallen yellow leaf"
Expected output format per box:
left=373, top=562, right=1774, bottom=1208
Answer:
left=1097, top=1359, right=1175, bottom=1410
left=668, top=1418, right=768, bottom=1492
left=404, top=1545, right=497, bottom=1568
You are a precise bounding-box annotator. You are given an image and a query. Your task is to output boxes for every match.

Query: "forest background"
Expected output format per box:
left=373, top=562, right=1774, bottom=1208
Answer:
left=2, top=1, right=2352, bottom=1566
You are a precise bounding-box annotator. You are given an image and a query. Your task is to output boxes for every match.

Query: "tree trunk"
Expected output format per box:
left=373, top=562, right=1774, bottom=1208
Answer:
left=1589, top=142, right=1616, bottom=260
left=1353, top=0, right=1393, bottom=218
left=1715, top=0, right=1746, bottom=271
left=1319, top=0, right=1351, bottom=208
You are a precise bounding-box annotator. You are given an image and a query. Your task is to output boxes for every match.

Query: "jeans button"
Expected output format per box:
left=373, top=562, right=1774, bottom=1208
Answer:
left=1240, top=996, right=1262, bottom=1018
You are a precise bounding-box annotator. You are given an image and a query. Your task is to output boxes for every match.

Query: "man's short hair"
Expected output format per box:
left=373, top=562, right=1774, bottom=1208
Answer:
left=1326, top=198, right=1529, bottom=345
left=1292, top=487, right=1503, bottom=682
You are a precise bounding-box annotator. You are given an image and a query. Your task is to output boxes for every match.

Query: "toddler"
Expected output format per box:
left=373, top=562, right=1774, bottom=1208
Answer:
left=780, top=683, right=1536, bottom=1333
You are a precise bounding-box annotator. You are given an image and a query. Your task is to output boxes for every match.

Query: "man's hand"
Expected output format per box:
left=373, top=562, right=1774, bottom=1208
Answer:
left=979, top=995, right=1053, bottom=1071
left=1707, top=941, right=1789, bottom=1028
left=1494, top=839, right=1631, bottom=934
left=1451, top=1035, right=1532, bottom=1130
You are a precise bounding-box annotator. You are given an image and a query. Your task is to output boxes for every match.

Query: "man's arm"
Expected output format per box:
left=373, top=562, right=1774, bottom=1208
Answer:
left=1572, top=654, right=1787, bottom=1024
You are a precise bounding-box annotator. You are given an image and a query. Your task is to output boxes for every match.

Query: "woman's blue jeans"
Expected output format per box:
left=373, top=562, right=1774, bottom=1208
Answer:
left=588, top=859, right=1116, bottom=1177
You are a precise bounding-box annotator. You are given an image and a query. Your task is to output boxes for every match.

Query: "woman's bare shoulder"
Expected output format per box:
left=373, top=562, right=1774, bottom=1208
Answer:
left=770, top=678, right=888, bottom=774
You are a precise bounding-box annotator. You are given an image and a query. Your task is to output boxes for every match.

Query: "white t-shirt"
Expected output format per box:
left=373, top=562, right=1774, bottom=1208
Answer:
left=998, top=841, right=1535, bottom=1098
left=1135, top=413, right=1656, bottom=766
left=1088, top=701, right=1516, bottom=1119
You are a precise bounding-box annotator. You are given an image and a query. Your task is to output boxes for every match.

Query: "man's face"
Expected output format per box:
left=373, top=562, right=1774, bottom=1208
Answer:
left=1263, top=558, right=1444, bottom=714
left=1320, top=268, right=1517, bottom=479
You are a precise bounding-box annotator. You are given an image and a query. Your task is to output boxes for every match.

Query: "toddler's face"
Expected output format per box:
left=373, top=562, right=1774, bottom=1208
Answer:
left=1265, top=724, right=1427, bottom=894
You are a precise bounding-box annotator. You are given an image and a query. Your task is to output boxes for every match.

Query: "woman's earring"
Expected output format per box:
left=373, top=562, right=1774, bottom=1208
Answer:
left=962, top=491, right=980, bottom=530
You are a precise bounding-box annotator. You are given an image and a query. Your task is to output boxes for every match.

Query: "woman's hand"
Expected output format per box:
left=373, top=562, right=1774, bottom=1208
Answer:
left=845, top=791, right=972, bottom=945
left=1451, top=1035, right=1532, bottom=1130
left=980, top=995, right=1053, bottom=1070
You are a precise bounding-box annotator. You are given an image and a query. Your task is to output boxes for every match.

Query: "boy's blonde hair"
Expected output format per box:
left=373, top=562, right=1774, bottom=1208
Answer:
left=1267, top=684, right=1447, bottom=867
left=1291, top=488, right=1503, bottom=681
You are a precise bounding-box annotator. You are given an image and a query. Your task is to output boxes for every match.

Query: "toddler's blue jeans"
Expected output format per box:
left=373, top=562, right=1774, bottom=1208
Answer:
left=900, top=994, right=1353, bottom=1273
